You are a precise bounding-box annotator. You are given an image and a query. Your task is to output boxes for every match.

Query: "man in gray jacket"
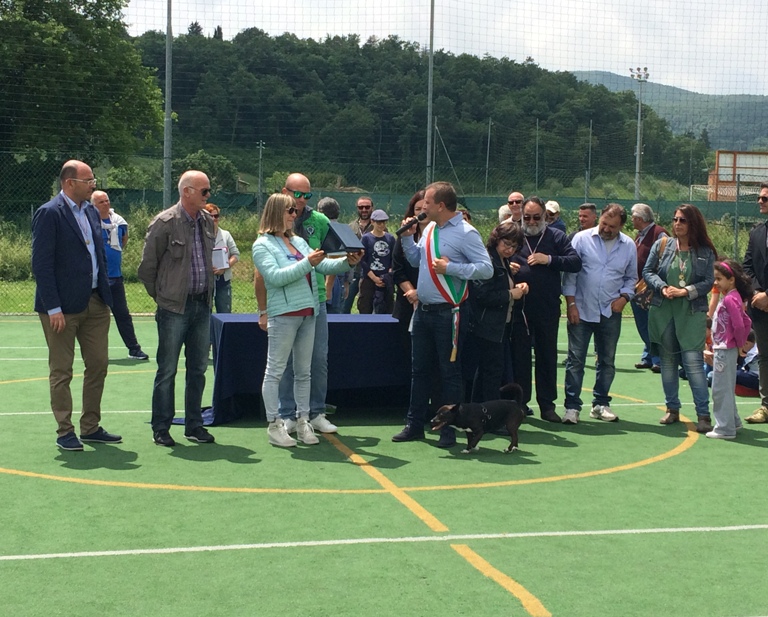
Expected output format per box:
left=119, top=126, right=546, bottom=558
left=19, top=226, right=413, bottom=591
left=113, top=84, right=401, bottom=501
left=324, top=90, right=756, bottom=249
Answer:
left=138, top=170, right=216, bottom=447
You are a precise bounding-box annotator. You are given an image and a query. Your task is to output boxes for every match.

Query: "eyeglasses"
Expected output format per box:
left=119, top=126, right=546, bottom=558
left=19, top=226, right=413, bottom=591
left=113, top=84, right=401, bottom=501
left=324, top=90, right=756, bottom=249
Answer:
left=357, top=205, right=372, bottom=210
left=211, top=214, right=220, bottom=219
left=289, top=190, right=312, bottom=200
left=186, top=186, right=211, bottom=197
left=672, top=216, right=687, bottom=223
left=523, top=214, right=542, bottom=221
left=758, top=196, right=768, bottom=203
left=286, top=207, right=297, bottom=215
left=500, top=240, right=518, bottom=250
left=70, top=178, right=98, bottom=186
left=508, top=199, right=522, bottom=205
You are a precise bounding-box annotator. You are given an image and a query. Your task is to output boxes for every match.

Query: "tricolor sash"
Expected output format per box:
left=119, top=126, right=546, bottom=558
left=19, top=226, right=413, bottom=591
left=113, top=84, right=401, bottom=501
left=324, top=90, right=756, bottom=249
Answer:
left=424, top=221, right=468, bottom=361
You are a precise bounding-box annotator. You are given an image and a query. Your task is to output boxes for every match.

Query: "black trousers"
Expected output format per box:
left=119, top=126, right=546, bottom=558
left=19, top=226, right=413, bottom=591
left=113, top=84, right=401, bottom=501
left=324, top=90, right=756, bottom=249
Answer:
left=109, top=277, right=140, bottom=352
left=510, top=310, right=559, bottom=413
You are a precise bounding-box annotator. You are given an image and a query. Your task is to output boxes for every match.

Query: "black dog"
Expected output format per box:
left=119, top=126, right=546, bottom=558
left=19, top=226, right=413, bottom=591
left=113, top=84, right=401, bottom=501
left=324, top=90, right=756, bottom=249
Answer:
left=430, top=385, right=525, bottom=454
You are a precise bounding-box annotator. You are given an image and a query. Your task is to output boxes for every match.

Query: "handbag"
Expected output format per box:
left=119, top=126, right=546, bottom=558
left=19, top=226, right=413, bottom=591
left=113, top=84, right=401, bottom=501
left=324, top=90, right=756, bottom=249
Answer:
left=634, top=236, right=668, bottom=310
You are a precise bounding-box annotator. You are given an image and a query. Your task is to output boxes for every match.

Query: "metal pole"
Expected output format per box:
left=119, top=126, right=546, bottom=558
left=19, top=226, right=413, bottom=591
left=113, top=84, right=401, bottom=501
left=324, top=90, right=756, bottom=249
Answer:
left=586, top=119, right=593, bottom=201
left=484, top=117, right=492, bottom=194
left=630, top=67, right=649, bottom=200
left=257, top=140, right=264, bottom=213
left=425, top=0, right=435, bottom=187
left=163, top=0, right=173, bottom=208
left=535, top=118, right=539, bottom=192
left=735, top=174, right=740, bottom=259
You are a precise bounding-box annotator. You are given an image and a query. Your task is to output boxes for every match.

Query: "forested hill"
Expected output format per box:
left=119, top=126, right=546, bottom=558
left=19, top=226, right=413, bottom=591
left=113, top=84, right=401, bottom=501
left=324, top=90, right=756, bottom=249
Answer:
left=133, top=29, right=708, bottom=188
left=572, top=71, right=768, bottom=151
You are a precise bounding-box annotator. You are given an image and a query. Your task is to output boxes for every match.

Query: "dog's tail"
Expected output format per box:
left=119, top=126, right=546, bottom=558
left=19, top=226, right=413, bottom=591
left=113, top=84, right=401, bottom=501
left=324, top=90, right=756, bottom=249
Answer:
left=499, top=382, right=524, bottom=405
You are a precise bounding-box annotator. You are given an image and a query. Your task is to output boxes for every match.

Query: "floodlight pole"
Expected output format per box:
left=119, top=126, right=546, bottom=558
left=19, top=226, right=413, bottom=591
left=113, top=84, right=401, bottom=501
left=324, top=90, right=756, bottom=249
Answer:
left=425, top=0, right=435, bottom=186
left=163, top=0, right=173, bottom=207
left=630, top=67, right=649, bottom=201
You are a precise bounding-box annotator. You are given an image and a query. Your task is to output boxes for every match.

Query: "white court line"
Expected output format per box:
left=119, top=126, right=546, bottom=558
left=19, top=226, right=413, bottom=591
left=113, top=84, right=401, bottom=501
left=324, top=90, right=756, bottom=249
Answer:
left=1, top=524, right=766, bottom=562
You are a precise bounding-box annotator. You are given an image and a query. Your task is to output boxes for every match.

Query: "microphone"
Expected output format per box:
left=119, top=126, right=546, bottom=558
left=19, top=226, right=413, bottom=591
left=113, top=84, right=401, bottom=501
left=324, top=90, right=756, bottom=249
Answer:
left=396, top=212, right=427, bottom=236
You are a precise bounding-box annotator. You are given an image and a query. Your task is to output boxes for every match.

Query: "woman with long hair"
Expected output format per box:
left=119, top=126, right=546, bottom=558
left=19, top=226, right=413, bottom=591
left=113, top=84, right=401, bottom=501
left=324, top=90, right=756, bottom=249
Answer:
left=392, top=190, right=427, bottom=336
left=643, top=204, right=716, bottom=432
left=464, top=221, right=528, bottom=402
left=252, top=194, right=360, bottom=447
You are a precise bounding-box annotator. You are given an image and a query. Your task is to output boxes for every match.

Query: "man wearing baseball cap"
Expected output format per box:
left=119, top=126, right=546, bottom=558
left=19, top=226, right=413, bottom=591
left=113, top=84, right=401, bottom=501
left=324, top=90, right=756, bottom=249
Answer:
left=545, top=200, right=566, bottom=233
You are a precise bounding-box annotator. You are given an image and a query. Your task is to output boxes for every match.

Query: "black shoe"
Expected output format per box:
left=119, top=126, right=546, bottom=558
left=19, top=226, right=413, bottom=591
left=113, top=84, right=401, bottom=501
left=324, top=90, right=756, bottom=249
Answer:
left=185, top=426, right=215, bottom=443
left=80, top=427, right=122, bottom=443
left=153, top=429, right=176, bottom=447
left=437, top=426, right=456, bottom=448
left=541, top=408, right=562, bottom=423
left=634, top=361, right=653, bottom=369
left=392, top=424, right=425, bottom=442
left=128, top=348, right=150, bottom=360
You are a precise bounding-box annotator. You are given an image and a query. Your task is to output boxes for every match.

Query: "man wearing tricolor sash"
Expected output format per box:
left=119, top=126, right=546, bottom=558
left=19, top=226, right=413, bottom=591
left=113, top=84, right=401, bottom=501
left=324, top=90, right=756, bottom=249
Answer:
left=392, top=182, right=493, bottom=447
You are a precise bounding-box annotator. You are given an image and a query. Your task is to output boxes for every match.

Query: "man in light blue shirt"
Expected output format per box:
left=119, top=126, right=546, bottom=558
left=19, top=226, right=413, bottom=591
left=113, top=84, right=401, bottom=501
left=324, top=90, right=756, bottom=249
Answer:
left=562, top=203, right=637, bottom=424
left=392, top=181, right=493, bottom=447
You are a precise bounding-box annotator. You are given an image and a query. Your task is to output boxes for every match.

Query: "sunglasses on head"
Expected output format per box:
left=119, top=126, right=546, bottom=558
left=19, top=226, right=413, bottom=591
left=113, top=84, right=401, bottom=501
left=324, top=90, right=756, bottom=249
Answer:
left=672, top=216, right=687, bottom=223
left=523, top=214, right=542, bottom=221
left=290, top=190, right=312, bottom=200
left=508, top=199, right=522, bottom=205
left=759, top=196, right=768, bottom=203
left=286, top=207, right=297, bottom=215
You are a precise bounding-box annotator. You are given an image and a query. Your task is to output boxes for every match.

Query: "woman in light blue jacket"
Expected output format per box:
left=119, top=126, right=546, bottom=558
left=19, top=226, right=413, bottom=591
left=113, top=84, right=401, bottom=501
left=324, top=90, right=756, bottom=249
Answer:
left=252, top=193, right=360, bottom=447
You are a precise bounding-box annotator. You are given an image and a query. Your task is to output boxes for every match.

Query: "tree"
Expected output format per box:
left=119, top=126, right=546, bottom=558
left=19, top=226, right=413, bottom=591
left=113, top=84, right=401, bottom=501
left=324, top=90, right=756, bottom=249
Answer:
left=0, top=0, right=163, bottom=211
left=173, top=150, right=238, bottom=191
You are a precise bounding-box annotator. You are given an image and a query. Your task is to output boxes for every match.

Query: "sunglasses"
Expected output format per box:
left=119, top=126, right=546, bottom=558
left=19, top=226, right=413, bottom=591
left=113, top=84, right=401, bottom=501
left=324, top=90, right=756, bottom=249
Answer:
left=357, top=205, right=372, bottom=210
left=290, top=190, right=312, bottom=200
left=508, top=199, right=522, bottom=205
left=286, top=207, right=297, bottom=215
left=759, top=196, right=768, bottom=203
left=211, top=214, right=220, bottom=219
left=186, top=186, right=211, bottom=197
left=523, top=214, right=542, bottom=221
left=672, top=216, right=687, bottom=223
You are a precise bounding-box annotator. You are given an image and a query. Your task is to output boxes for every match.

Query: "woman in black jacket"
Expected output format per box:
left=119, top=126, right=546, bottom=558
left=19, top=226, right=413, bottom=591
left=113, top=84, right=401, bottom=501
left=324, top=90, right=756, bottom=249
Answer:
left=464, top=222, right=528, bottom=402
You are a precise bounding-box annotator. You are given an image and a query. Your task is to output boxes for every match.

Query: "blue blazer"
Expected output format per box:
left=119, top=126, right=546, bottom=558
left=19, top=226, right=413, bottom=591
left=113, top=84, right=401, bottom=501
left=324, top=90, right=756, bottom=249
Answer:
left=32, top=193, right=113, bottom=314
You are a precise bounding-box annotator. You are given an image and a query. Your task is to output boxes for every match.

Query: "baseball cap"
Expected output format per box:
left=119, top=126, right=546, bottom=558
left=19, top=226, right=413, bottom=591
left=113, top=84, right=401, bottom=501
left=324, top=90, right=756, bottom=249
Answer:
left=545, top=200, right=560, bottom=214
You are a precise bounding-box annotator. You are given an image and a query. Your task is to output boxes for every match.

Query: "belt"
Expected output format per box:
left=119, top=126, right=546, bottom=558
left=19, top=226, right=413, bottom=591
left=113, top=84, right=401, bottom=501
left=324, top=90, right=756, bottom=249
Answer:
left=188, top=292, right=208, bottom=302
left=420, top=302, right=454, bottom=312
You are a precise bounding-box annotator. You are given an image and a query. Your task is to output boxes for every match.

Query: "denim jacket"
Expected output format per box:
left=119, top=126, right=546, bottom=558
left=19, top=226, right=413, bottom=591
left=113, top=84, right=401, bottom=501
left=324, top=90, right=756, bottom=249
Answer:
left=642, top=236, right=714, bottom=313
left=252, top=233, right=352, bottom=317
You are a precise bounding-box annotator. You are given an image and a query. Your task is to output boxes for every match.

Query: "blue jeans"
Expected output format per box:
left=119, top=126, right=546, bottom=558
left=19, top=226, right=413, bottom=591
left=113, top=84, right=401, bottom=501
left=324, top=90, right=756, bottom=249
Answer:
left=214, top=276, right=232, bottom=314
left=564, top=312, right=622, bottom=410
left=658, top=320, right=709, bottom=416
left=406, top=305, right=463, bottom=427
left=264, top=314, right=316, bottom=422
left=151, top=297, right=210, bottom=432
left=279, top=303, right=328, bottom=419
left=631, top=300, right=660, bottom=366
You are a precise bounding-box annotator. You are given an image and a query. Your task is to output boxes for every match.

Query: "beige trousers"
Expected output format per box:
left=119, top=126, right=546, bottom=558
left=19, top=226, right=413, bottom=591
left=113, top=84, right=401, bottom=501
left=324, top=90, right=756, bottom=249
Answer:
left=39, top=294, right=111, bottom=436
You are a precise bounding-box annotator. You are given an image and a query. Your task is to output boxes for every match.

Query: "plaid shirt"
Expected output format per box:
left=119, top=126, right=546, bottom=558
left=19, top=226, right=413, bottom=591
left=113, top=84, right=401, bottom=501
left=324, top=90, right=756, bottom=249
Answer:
left=183, top=208, right=208, bottom=294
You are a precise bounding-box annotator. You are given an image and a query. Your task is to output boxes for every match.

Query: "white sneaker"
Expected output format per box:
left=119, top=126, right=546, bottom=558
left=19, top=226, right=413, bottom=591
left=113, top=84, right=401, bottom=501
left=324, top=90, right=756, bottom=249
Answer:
left=705, top=430, right=736, bottom=440
left=296, top=417, right=320, bottom=445
left=268, top=419, right=297, bottom=448
left=562, top=409, right=580, bottom=424
left=590, top=405, right=618, bottom=422
left=284, top=417, right=297, bottom=434
left=310, top=413, right=338, bottom=433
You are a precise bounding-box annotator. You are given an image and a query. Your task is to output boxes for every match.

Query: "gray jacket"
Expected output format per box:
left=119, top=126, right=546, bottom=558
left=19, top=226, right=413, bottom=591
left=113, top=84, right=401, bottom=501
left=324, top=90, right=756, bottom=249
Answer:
left=138, top=203, right=216, bottom=313
left=642, top=236, right=714, bottom=313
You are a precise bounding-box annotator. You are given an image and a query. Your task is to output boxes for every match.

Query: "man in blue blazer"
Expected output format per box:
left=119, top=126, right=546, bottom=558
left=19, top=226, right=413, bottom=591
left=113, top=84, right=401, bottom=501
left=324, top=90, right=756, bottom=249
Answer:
left=32, top=160, right=119, bottom=451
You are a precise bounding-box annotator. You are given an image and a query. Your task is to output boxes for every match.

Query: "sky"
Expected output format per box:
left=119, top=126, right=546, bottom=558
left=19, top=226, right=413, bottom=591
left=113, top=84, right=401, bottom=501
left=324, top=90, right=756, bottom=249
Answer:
left=123, top=0, right=767, bottom=96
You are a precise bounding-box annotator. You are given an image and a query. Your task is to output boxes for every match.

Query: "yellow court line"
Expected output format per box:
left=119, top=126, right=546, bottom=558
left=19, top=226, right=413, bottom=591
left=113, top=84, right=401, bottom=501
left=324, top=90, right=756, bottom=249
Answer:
left=404, top=415, right=700, bottom=492
left=0, top=465, right=386, bottom=494
left=324, top=433, right=449, bottom=532
left=451, top=544, right=551, bottom=617
left=0, top=369, right=157, bottom=386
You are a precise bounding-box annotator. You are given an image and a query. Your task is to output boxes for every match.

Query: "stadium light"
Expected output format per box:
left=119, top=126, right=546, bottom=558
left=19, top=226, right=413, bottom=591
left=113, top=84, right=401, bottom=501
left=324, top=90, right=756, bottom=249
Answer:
left=630, top=67, right=650, bottom=200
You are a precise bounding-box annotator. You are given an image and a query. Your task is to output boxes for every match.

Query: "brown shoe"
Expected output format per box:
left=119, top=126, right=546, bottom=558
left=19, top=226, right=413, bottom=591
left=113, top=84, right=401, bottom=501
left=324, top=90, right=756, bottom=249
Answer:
left=659, top=409, right=680, bottom=424
left=745, top=406, right=768, bottom=424
left=695, top=415, right=713, bottom=433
